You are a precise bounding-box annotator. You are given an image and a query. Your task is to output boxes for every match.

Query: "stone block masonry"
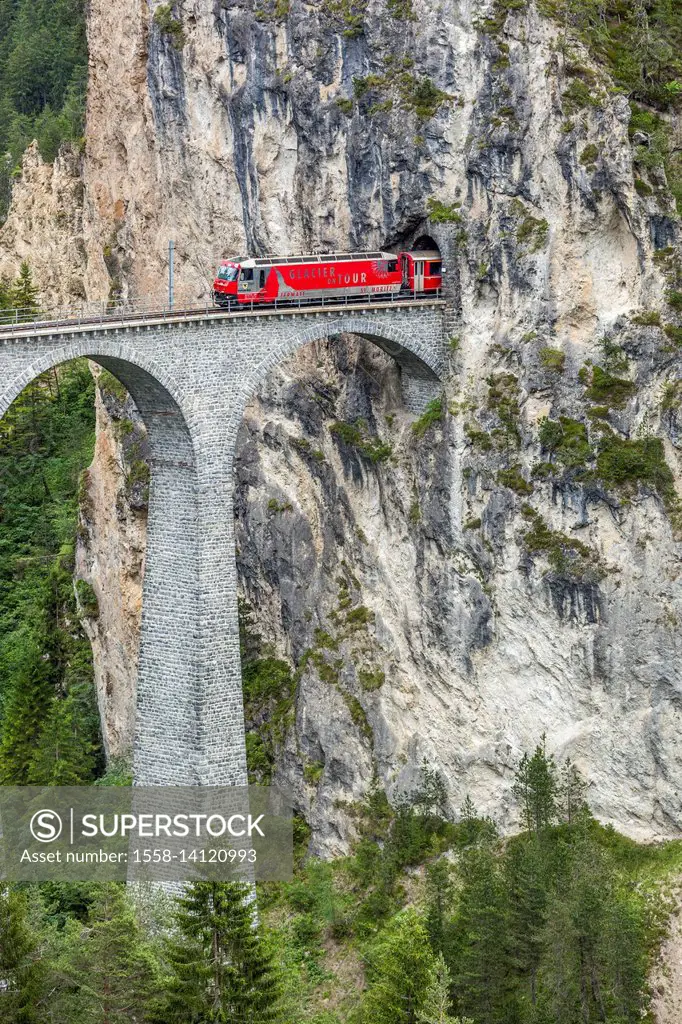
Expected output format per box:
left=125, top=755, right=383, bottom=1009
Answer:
left=0, top=301, right=447, bottom=786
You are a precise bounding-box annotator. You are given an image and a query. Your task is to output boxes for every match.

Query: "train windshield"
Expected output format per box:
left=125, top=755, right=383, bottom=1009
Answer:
left=217, top=265, right=239, bottom=282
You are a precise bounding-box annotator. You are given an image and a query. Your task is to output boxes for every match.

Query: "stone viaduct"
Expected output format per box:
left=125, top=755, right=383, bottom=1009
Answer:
left=0, top=300, right=447, bottom=788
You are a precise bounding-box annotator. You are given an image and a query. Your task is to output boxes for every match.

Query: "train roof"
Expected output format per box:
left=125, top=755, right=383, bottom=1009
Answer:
left=404, top=250, right=442, bottom=261
left=220, top=251, right=397, bottom=268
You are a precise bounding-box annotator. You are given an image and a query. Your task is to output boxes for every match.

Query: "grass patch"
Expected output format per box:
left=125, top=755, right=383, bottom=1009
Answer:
left=412, top=398, right=444, bottom=438
left=330, top=420, right=392, bottom=463
left=153, top=4, right=185, bottom=48
left=596, top=434, right=678, bottom=515
left=521, top=506, right=604, bottom=582
left=631, top=310, right=661, bottom=327
left=539, top=346, right=566, bottom=372
left=584, top=365, right=636, bottom=409
left=427, top=199, right=462, bottom=223
left=539, top=416, right=591, bottom=470
left=497, top=465, right=534, bottom=495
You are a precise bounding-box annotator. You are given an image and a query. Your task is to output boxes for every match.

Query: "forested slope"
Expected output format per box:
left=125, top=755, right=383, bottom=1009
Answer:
left=0, top=0, right=86, bottom=220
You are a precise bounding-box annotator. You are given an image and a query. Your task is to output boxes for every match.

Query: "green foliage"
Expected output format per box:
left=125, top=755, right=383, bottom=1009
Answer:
left=538, top=415, right=590, bottom=469
left=478, top=0, right=527, bottom=35
left=74, top=578, right=98, bottom=618
left=0, top=0, right=87, bottom=220
left=539, top=1, right=682, bottom=209
left=324, top=0, right=365, bottom=38
left=540, top=0, right=682, bottom=110
left=417, top=955, right=468, bottom=1023
left=353, top=63, right=452, bottom=121
left=631, top=309, right=661, bottom=326
left=486, top=372, right=521, bottom=448
left=516, top=214, right=550, bottom=252
left=412, top=398, right=444, bottom=438
left=48, top=884, right=162, bottom=1022
left=330, top=419, right=392, bottom=463
left=580, top=142, right=600, bottom=167
left=634, top=177, right=654, bottom=197
left=359, top=666, right=385, bottom=691
left=596, top=433, right=678, bottom=512
left=0, top=360, right=102, bottom=786
left=387, top=0, right=417, bottom=20
left=464, top=425, right=493, bottom=451
left=497, top=465, right=534, bottom=494
left=661, top=379, right=682, bottom=413
left=0, top=748, right=679, bottom=1024
left=0, top=884, right=45, bottom=1021
left=356, top=909, right=438, bottom=1023
left=8, top=261, right=40, bottom=319
left=521, top=505, right=604, bottom=582
left=585, top=364, right=637, bottom=409
left=427, top=199, right=463, bottom=223
left=153, top=4, right=185, bottom=48
left=161, top=881, right=282, bottom=1022
left=513, top=736, right=557, bottom=834
left=539, top=346, right=565, bottom=372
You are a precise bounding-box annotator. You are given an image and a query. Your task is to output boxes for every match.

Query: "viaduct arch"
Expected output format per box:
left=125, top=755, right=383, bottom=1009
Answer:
left=0, top=301, right=447, bottom=786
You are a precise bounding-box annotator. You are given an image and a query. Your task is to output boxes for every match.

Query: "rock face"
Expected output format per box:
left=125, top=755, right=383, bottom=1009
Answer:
left=0, top=0, right=681, bottom=856
left=74, top=370, right=149, bottom=760
left=0, top=144, right=87, bottom=307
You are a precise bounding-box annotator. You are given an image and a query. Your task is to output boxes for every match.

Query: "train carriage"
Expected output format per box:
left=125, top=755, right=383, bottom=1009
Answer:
left=213, top=249, right=442, bottom=307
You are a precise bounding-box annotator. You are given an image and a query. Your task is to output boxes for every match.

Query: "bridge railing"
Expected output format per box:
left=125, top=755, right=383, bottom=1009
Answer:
left=0, top=289, right=444, bottom=334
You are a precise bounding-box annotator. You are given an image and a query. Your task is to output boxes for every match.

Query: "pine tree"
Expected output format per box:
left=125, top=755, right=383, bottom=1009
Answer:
left=417, top=954, right=471, bottom=1024
left=558, top=757, right=587, bottom=824
left=512, top=737, right=558, bottom=834
left=51, top=883, right=161, bottom=1023
left=425, top=859, right=456, bottom=959
left=162, top=880, right=282, bottom=1023
left=27, top=690, right=98, bottom=785
left=0, top=884, right=44, bottom=1023
left=452, top=845, right=517, bottom=1024
left=358, top=908, right=438, bottom=1024
left=0, top=644, right=54, bottom=784
left=9, top=261, right=39, bottom=320
left=504, top=836, right=548, bottom=1009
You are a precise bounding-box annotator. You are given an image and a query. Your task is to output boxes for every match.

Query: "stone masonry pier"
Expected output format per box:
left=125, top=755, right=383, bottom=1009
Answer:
left=0, top=300, right=447, bottom=787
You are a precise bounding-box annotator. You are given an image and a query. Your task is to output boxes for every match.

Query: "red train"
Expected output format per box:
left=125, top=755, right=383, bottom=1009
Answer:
left=212, top=249, right=442, bottom=307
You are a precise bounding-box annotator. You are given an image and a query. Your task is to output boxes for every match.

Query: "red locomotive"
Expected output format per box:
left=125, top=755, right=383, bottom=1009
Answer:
left=212, top=249, right=442, bottom=307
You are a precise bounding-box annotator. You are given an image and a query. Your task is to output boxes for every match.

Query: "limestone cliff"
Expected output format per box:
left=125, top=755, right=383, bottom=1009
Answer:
left=0, top=0, right=681, bottom=860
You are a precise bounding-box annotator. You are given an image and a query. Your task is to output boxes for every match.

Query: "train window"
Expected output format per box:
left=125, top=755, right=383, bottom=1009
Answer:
left=429, top=261, right=442, bottom=275
left=217, top=266, right=238, bottom=282
left=259, top=270, right=266, bottom=288
left=241, top=268, right=254, bottom=281
left=387, top=260, right=398, bottom=272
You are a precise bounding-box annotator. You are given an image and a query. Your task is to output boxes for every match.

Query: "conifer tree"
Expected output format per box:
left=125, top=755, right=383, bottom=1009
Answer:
left=0, top=644, right=54, bottom=784
left=162, top=880, right=282, bottom=1023
left=0, top=884, right=44, bottom=1023
left=358, top=908, right=438, bottom=1024
left=558, top=757, right=587, bottom=823
left=50, top=883, right=161, bottom=1024
left=27, top=690, right=98, bottom=785
left=512, top=736, right=558, bottom=834
left=504, top=836, right=547, bottom=1008
left=417, top=954, right=471, bottom=1024
left=9, top=261, right=40, bottom=320
left=425, top=859, right=456, bottom=959
left=452, top=845, right=516, bottom=1024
